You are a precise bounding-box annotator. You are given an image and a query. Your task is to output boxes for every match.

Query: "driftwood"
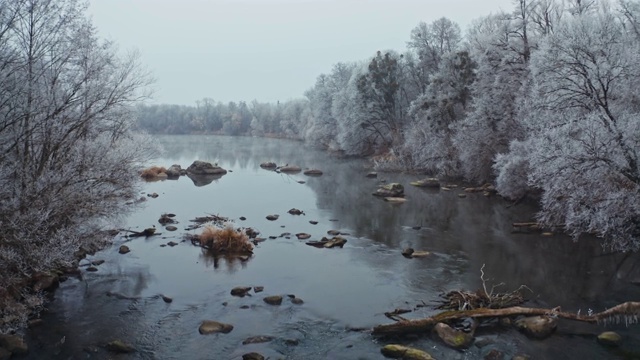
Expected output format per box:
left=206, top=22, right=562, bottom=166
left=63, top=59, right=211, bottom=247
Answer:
left=372, top=302, right=640, bottom=336
left=120, top=228, right=159, bottom=237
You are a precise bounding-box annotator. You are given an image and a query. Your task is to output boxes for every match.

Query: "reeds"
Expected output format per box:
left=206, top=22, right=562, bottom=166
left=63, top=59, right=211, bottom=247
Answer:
left=198, top=224, right=253, bottom=254
left=140, top=166, right=167, bottom=179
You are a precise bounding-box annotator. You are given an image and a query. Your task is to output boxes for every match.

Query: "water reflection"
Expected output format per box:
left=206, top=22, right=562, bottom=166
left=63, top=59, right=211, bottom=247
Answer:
left=25, top=135, right=640, bottom=360
left=197, top=250, right=251, bottom=272
left=186, top=173, right=225, bottom=187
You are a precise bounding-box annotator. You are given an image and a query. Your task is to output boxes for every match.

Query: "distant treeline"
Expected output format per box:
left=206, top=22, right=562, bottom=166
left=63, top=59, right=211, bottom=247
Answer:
left=137, top=0, right=640, bottom=251
left=136, top=99, right=308, bottom=138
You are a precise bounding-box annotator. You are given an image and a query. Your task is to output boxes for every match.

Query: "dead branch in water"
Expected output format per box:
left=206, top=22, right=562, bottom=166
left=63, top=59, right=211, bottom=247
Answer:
left=119, top=228, right=159, bottom=237
left=372, top=302, right=640, bottom=336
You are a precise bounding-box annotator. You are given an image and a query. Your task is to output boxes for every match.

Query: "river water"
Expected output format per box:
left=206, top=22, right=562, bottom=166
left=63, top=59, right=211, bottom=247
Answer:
left=25, top=135, right=640, bottom=359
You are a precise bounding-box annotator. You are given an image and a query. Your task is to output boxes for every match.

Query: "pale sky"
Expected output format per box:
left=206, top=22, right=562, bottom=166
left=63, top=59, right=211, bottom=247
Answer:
left=88, top=0, right=514, bottom=105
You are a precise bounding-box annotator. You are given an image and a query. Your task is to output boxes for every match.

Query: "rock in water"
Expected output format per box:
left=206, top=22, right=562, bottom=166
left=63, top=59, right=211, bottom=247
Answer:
left=278, top=165, right=301, bottom=173
left=303, top=169, right=323, bottom=176
left=165, top=164, right=182, bottom=178
left=242, top=353, right=265, bottom=360
left=514, top=316, right=557, bottom=339
left=384, top=197, right=407, bottom=203
left=373, top=183, right=404, bottom=197
left=434, top=322, right=475, bottom=349
left=199, top=320, right=234, bottom=334
left=402, top=248, right=414, bottom=258
left=186, top=160, right=227, bottom=175
left=230, top=286, right=252, bottom=297
left=288, top=208, right=304, bottom=215
left=242, top=336, right=274, bottom=345
left=410, top=178, right=440, bottom=188
left=118, top=245, right=130, bottom=254
left=598, top=331, right=622, bottom=346
left=380, top=344, right=434, bottom=360
left=105, top=340, right=136, bottom=353
left=260, top=162, right=277, bottom=169
left=263, top=295, right=283, bottom=305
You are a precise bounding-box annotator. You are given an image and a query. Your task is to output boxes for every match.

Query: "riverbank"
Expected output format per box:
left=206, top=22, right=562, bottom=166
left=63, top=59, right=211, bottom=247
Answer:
left=11, top=135, right=640, bottom=359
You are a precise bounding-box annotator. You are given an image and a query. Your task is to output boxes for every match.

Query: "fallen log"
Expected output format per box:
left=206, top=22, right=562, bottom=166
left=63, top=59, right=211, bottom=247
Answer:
left=372, top=302, right=640, bottom=336
left=120, top=228, right=159, bottom=237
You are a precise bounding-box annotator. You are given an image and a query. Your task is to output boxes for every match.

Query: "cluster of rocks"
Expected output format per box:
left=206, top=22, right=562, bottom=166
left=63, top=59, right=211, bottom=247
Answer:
left=196, top=286, right=305, bottom=359
left=139, top=160, right=229, bottom=187
left=377, top=312, right=625, bottom=359
left=259, top=161, right=323, bottom=177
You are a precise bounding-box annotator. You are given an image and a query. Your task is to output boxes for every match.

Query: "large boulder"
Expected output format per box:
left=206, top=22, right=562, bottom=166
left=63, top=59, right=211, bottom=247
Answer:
left=515, top=316, right=557, bottom=339
left=373, top=183, right=404, bottom=197
left=165, top=164, right=182, bottom=178
left=186, top=160, right=227, bottom=176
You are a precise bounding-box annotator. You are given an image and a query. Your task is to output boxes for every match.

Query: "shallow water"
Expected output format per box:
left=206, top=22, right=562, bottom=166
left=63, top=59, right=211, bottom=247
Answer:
left=26, top=135, right=640, bottom=359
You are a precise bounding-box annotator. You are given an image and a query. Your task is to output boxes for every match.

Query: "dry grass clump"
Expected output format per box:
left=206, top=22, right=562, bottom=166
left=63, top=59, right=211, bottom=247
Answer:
left=199, top=224, right=253, bottom=254
left=140, top=166, right=167, bottom=179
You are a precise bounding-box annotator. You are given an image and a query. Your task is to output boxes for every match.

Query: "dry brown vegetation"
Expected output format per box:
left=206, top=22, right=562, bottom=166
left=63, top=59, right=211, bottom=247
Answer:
left=140, top=166, right=167, bottom=179
left=198, top=225, right=253, bottom=254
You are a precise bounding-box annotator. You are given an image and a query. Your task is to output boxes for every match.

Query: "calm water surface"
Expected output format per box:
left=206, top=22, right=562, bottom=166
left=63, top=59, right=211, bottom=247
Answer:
left=26, top=135, right=640, bottom=359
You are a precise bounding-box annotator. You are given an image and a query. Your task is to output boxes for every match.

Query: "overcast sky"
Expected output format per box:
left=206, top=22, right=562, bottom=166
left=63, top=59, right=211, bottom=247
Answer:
left=88, top=0, right=514, bottom=105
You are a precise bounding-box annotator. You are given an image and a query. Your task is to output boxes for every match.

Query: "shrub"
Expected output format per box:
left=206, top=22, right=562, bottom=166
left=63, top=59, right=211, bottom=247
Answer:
left=198, top=225, right=253, bottom=254
left=140, top=166, right=167, bottom=179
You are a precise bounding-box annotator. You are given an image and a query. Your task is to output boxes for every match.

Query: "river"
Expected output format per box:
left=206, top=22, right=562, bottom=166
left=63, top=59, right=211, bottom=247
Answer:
left=25, top=135, right=640, bottom=359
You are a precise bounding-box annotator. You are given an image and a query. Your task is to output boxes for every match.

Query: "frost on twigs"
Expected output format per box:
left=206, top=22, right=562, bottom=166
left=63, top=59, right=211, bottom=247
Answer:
left=0, top=0, right=153, bottom=332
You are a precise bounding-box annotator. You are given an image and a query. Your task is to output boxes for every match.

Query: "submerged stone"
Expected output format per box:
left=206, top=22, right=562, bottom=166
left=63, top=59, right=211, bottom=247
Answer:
left=105, top=340, right=135, bottom=353
left=263, top=295, right=283, bottom=305
left=598, top=331, right=622, bottom=346
left=381, top=344, right=434, bottom=360
left=199, top=320, right=233, bottom=334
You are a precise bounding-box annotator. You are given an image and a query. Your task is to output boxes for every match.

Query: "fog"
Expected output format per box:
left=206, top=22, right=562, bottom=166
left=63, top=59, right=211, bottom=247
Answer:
left=88, top=0, right=514, bottom=105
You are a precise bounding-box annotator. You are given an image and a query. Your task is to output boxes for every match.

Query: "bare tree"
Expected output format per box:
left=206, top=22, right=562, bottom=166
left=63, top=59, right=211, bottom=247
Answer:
left=0, top=0, right=153, bottom=332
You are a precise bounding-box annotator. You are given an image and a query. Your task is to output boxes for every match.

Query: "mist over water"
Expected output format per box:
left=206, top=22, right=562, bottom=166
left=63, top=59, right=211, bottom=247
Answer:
left=26, top=135, right=640, bottom=359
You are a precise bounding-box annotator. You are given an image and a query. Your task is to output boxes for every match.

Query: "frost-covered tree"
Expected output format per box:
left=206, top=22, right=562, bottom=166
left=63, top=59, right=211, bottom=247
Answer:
left=304, top=63, right=355, bottom=150
left=406, top=18, right=462, bottom=93
left=453, top=3, right=539, bottom=183
left=0, top=0, right=153, bottom=332
left=495, top=4, right=640, bottom=250
left=279, top=98, right=309, bottom=139
left=402, top=51, right=475, bottom=175
left=354, top=51, right=406, bottom=150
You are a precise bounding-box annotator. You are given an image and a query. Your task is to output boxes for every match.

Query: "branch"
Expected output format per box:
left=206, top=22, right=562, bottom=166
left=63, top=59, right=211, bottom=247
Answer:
left=372, top=302, right=640, bottom=336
